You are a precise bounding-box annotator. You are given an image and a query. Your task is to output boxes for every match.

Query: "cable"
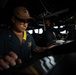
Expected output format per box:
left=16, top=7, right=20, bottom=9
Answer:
left=39, top=0, right=49, bottom=14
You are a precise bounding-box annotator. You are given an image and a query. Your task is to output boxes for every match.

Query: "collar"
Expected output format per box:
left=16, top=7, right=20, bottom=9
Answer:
left=23, top=31, right=27, bottom=40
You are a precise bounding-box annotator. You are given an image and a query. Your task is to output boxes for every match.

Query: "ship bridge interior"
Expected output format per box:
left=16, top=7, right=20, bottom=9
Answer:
left=0, top=0, right=76, bottom=75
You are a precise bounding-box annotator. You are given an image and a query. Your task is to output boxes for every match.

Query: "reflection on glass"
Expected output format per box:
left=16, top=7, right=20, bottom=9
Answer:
left=60, top=25, right=65, bottom=28
left=53, top=26, right=58, bottom=29
left=34, top=28, right=43, bottom=34
left=39, top=28, right=43, bottom=34
left=60, top=30, right=69, bottom=34
left=27, top=28, right=43, bottom=34
left=27, top=30, right=33, bottom=34
left=34, top=29, right=38, bottom=33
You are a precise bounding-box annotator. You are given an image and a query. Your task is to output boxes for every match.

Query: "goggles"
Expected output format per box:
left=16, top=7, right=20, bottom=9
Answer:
left=14, top=16, right=29, bottom=23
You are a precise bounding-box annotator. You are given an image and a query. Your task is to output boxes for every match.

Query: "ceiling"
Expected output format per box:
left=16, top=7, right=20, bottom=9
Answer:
left=0, top=0, right=76, bottom=25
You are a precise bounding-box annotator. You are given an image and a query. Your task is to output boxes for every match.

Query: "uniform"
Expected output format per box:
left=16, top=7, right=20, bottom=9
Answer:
left=0, top=29, right=36, bottom=62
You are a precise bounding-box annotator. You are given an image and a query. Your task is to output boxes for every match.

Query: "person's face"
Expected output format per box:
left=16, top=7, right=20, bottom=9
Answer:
left=45, top=20, right=51, bottom=27
left=12, top=16, right=29, bottom=32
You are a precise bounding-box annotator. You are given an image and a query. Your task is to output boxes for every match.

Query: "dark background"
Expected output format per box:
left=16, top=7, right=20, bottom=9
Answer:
left=0, top=0, right=76, bottom=22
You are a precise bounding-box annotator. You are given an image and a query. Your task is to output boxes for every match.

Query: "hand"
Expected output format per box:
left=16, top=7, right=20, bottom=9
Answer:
left=33, top=46, right=43, bottom=52
left=0, top=51, right=22, bottom=70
